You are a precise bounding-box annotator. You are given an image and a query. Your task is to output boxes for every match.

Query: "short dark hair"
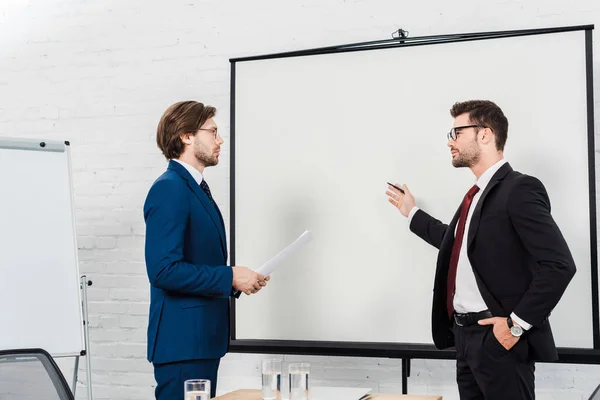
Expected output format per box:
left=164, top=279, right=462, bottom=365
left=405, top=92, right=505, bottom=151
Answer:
left=156, top=101, right=216, bottom=159
left=450, top=100, right=508, bottom=151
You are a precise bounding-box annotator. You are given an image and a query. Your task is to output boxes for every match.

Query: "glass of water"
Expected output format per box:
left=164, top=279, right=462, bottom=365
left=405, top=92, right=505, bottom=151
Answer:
left=184, top=379, right=211, bottom=400
left=289, top=363, right=310, bottom=400
left=261, top=359, right=282, bottom=399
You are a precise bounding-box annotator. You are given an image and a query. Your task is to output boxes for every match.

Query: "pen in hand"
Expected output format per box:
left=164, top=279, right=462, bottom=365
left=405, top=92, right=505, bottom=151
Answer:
left=387, top=182, right=405, bottom=194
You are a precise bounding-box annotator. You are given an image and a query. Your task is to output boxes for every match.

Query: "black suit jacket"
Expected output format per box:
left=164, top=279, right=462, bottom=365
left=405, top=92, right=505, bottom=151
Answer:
left=410, top=162, right=576, bottom=361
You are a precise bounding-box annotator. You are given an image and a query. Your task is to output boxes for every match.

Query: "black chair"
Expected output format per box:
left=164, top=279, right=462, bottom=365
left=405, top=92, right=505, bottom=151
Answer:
left=0, top=348, right=74, bottom=400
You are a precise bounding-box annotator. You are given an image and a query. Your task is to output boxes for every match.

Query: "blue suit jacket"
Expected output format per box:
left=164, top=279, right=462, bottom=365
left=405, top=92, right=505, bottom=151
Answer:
left=143, top=160, right=233, bottom=364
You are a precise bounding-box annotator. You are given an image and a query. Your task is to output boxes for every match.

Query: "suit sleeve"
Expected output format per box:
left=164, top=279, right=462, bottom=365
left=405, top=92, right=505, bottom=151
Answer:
left=144, top=178, right=233, bottom=297
left=409, top=209, right=449, bottom=250
left=508, top=175, right=576, bottom=327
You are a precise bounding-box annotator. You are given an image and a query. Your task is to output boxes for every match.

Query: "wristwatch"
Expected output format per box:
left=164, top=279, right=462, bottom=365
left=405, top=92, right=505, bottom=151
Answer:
left=507, top=317, right=523, bottom=337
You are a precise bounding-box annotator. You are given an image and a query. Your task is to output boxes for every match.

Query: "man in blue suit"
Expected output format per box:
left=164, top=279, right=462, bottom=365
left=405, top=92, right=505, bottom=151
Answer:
left=144, top=100, right=268, bottom=399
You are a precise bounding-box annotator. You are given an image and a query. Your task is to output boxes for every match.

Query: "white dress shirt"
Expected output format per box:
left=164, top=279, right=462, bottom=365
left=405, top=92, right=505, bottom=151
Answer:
left=173, top=159, right=204, bottom=185
left=408, top=158, right=531, bottom=330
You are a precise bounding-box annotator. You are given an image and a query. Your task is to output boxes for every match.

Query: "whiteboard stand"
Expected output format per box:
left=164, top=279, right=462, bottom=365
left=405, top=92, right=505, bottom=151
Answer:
left=72, top=275, right=93, bottom=400
left=0, top=137, right=94, bottom=400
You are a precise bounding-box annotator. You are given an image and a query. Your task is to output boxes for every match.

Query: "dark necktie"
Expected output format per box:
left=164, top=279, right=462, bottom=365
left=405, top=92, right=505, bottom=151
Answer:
left=446, top=184, right=480, bottom=318
left=200, top=179, right=224, bottom=225
left=200, top=179, right=215, bottom=205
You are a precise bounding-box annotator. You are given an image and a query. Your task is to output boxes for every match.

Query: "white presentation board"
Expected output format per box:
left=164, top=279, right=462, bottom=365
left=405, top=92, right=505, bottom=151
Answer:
left=0, top=138, right=84, bottom=357
left=232, top=27, right=597, bottom=350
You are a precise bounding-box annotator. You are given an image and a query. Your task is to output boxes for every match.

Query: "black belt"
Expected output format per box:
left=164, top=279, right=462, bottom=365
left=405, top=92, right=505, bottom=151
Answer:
left=453, top=310, right=493, bottom=327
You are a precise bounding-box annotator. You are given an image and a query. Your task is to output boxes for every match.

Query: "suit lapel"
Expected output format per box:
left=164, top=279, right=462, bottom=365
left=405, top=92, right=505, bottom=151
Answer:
left=189, top=181, right=228, bottom=256
left=168, top=161, right=227, bottom=257
left=467, top=162, right=512, bottom=248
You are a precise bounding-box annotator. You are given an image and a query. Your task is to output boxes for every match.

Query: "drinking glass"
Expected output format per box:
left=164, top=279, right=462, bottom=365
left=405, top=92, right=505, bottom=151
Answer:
left=261, top=359, right=282, bottom=399
left=184, top=379, right=210, bottom=400
left=288, top=363, right=310, bottom=400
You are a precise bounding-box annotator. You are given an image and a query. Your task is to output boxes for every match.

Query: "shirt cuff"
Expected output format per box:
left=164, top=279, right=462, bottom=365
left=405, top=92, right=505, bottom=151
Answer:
left=407, top=206, right=419, bottom=224
left=511, top=313, right=532, bottom=330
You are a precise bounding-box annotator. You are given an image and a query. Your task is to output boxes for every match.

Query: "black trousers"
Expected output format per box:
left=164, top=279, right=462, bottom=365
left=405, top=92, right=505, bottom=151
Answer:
left=453, top=321, right=535, bottom=400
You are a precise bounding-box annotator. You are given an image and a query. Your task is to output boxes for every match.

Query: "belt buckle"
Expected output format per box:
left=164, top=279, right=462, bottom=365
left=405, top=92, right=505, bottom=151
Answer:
left=453, top=313, right=466, bottom=327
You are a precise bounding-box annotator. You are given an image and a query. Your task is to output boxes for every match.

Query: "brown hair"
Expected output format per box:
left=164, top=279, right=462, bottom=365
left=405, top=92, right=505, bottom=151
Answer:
left=450, top=100, right=508, bottom=151
left=156, top=101, right=216, bottom=159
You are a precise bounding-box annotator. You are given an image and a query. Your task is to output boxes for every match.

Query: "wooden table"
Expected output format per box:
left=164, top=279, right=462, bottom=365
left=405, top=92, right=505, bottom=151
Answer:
left=213, top=389, right=442, bottom=399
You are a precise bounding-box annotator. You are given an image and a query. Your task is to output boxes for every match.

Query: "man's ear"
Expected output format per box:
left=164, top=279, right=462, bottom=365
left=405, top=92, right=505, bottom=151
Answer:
left=180, top=133, right=193, bottom=145
left=480, top=127, right=493, bottom=144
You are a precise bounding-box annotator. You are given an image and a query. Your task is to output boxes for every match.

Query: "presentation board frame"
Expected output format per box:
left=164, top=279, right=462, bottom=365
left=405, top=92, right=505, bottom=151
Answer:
left=228, top=25, right=599, bottom=392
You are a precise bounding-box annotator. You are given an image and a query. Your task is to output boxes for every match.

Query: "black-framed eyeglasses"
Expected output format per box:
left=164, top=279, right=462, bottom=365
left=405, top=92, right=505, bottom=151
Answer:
left=198, top=127, right=220, bottom=139
left=447, top=124, right=487, bottom=141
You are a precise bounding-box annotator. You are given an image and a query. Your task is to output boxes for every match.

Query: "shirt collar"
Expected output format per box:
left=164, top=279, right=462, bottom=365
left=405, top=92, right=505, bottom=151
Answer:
left=173, top=159, right=204, bottom=185
left=476, top=158, right=507, bottom=192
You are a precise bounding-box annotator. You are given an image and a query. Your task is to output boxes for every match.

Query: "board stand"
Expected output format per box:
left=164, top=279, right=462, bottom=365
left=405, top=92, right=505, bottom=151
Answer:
left=72, top=275, right=93, bottom=400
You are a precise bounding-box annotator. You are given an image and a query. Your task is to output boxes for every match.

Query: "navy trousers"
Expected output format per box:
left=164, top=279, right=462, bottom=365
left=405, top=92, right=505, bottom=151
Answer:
left=153, top=358, right=220, bottom=399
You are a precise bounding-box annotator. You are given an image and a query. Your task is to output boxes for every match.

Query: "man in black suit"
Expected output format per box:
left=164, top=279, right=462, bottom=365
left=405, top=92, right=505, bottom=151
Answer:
left=386, top=100, right=576, bottom=399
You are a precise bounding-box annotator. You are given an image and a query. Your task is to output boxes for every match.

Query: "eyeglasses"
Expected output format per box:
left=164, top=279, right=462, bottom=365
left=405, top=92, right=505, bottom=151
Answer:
left=198, top=127, right=220, bottom=139
left=447, top=124, right=487, bottom=141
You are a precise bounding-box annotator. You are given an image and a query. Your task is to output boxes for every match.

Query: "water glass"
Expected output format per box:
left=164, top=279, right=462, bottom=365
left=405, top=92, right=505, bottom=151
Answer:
left=261, top=359, right=282, bottom=399
left=184, top=379, right=211, bottom=400
left=288, top=363, right=310, bottom=400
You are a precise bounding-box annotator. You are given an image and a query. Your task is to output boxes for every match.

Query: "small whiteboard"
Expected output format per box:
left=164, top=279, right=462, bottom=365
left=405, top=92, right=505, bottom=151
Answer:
left=0, top=137, right=84, bottom=357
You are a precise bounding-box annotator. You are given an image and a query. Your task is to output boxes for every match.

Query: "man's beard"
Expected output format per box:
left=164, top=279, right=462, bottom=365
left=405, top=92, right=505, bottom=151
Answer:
left=452, top=144, right=480, bottom=168
left=195, top=149, right=218, bottom=167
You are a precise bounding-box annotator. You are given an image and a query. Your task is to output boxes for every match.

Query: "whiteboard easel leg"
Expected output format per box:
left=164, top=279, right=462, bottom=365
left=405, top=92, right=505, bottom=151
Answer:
left=81, top=275, right=93, bottom=400
left=72, top=356, right=80, bottom=397
left=85, top=354, right=93, bottom=400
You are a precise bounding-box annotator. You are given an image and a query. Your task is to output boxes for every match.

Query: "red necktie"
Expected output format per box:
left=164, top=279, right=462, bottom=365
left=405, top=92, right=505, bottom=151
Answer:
left=446, top=184, right=480, bottom=318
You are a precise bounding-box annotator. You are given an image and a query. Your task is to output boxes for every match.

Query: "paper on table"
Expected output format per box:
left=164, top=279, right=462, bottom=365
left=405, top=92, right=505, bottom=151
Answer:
left=256, top=230, right=312, bottom=276
left=309, top=386, right=372, bottom=400
left=281, top=386, right=372, bottom=400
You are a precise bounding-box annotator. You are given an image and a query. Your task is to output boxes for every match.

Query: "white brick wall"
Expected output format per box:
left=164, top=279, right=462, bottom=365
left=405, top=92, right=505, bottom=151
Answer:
left=1, top=0, right=600, bottom=399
